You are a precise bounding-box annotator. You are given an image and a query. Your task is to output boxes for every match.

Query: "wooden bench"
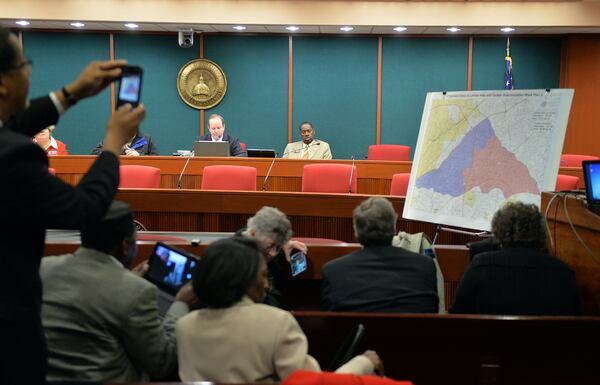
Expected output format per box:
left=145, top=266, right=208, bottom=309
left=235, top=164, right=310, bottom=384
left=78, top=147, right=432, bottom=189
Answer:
left=292, top=311, right=600, bottom=385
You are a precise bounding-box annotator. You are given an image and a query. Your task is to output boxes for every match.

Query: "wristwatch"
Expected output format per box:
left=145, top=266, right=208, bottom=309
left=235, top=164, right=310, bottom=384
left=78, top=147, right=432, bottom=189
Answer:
left=61, top=86, right=78, bottom=106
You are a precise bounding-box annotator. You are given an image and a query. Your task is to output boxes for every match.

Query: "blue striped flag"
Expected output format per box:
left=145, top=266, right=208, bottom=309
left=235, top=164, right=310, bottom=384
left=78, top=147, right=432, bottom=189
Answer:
left=504, top=37, right=514, bottom=90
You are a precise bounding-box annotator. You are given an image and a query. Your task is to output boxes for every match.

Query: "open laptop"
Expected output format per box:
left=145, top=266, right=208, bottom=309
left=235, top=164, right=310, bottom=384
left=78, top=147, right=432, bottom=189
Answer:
left=193, top=141, right=230, bottom=157
left=145, top=242, right=199, bottom=316
left=247, top=148, right=276, bottom=158
left=582, top=160, right=600, bottom=215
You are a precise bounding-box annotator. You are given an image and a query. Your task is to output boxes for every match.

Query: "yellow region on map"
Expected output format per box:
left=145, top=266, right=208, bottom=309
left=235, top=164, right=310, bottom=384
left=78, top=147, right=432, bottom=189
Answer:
left=464, top=190, right=475, bottom=207
left=416, top=100, right=481, bottom=179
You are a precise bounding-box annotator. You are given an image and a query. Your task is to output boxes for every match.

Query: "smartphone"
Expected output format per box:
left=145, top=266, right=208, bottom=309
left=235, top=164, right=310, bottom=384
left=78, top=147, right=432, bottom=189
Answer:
left=290, top=251, right=308, bottom=277
left=116, top=66, right=143, bottom=108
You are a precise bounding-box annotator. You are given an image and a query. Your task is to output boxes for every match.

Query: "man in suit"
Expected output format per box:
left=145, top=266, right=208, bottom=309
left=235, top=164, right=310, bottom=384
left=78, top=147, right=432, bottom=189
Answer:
left=92, top=131, right=159, bottom=156
left=200, top=113, right=246, bottom=156
left=41, top=201, right=195, bottom=382
left=283, top=121, right=332, bottom=160
left=0, top=26, right=145, bottom=384
left=321, top=197, right=438, bottom=313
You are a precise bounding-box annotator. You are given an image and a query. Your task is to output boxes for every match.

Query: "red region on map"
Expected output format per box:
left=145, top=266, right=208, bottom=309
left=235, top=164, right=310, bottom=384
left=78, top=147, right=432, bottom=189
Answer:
left=463, top=137, right=540, bottom=198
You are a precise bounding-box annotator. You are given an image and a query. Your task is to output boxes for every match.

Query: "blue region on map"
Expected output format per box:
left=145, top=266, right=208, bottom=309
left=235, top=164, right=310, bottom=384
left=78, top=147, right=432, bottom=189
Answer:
left=415, top=118, right=494, bottom=197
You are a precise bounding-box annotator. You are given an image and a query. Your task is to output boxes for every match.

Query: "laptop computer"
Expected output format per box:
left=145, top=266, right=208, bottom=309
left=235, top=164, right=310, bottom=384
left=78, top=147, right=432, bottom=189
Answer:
left=247, top=148, right=277, bottom=158
left=193, top=141, right=230, bottom=157
left=582, top=160, right=600, bottom=215
left=145, top=242, right=199, bottom=316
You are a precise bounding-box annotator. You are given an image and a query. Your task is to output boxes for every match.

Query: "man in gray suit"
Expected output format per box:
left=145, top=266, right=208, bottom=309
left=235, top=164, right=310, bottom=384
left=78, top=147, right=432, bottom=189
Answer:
left=40, top=201, right=196, bottom=382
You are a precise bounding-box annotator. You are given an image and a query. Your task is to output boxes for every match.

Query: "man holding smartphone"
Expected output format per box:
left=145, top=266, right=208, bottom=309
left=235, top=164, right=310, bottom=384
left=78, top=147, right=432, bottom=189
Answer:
left=0, top=26, right=146, bottom=384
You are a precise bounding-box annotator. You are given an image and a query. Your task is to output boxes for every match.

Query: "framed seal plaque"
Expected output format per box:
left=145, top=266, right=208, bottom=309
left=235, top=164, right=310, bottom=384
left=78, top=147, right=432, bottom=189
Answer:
left=177, top=59, right=227, bottom=110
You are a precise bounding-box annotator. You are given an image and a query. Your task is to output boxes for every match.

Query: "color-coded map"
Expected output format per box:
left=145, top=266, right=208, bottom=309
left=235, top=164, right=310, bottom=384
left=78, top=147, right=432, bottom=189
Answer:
left=403, top=90, right=574, bottom=231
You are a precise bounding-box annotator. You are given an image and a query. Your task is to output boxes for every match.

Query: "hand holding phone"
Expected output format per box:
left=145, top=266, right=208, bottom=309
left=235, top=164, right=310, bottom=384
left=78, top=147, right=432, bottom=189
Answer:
left=290, top=251, right=308, bottom=277
left=116, top=66, right=143, bottom=108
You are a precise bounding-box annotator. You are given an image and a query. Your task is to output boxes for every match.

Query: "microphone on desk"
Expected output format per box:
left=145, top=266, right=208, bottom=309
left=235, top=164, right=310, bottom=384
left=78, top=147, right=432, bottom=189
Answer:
left=348, top=155, right=356, bottom=193
left=282, top=141, right=321, bottom=157
left=262, top=152, right=279, bottom=191
left=177, top=151, right=194, bottom=189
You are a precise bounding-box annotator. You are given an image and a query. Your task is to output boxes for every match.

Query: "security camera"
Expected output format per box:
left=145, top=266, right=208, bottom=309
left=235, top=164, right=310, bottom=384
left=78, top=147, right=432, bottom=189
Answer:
left=178, top=29, right=194, bottom=48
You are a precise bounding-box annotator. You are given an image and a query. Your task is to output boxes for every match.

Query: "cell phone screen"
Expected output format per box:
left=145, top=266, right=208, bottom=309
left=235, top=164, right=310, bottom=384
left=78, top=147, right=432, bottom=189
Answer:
left=290, top=251, right=307, bottom=277
left=117, top=66, right=143, bottom=107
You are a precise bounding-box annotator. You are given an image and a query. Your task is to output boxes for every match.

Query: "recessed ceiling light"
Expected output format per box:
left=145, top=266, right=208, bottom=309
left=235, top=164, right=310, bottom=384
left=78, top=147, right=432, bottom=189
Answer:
left=501, top=27, right=516, bottom=33
left=15, top=20, right=30, bottom=26
left=340, top=26, right=354, bottom=32
left=232, top=25, right=247, bottom=31
left=124, top=23, right=139, bottom=29
left=70, top=22, right=85, bottom=28
left=393, top=26, right=408, bottom=32
left=285, top=26, right=300, bottom=32
left=446, top=27, right=461, bottom=33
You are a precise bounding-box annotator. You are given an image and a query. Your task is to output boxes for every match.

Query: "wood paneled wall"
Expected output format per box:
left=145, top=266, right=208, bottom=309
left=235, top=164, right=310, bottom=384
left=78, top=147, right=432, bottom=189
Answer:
left=561, top=35, right=600, bottom=157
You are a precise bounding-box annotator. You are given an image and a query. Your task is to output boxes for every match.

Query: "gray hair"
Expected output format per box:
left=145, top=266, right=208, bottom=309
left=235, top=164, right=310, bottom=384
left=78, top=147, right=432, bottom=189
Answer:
left=247, top=206, right=292, bottom=245
left=491, top=201, right=548, bottom=251
left=353, top=197, right=397, bottom=246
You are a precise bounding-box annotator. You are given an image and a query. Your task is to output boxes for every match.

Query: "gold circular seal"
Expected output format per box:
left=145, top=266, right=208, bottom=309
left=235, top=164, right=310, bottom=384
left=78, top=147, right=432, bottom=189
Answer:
left=177, top=59, right=227, bottom=110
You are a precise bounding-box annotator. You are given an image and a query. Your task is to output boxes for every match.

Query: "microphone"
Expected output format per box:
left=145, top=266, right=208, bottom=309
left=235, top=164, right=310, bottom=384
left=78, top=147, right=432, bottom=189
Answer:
left=348, top=155, right=355, bottom=193
left=282, top=141, right=321, bottom=157
left=177, top=151, right=194, bottom=189
left=262, top=152, right=279, bottom=191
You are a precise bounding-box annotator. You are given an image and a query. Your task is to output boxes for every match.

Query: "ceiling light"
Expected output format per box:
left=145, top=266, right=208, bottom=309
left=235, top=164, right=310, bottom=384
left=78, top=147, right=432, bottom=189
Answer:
left=232, top=25, right=247, bottom=31
left=393, top=26, right=408, bottom=32
left=15, top=20, right=30, bottom=26
left=70, top=22, right=85, bottom=28
left=285, top=26, right=300, bottom=32
left=340, top=26, right=354, bottom=32
left=124, top=23, right=139, bottom=29
left=501, top=27, right=516, bottom=33
left=446, top=27, right=461, bottom=33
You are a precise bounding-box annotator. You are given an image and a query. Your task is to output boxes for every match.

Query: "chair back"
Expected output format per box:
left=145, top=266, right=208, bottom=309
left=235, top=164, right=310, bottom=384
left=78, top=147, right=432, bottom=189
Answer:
left=390, top=173, right=410, bottom=196
left=368, top=144, right=410, bottom=161
left=560, top=154, right=600, bottom=167
left=120, top=165, right=161, bottom=188
left=555, top=174, right=580, bottom=191
left=302, top=164, right=357, bottom=193
left=201, top=165, right=257, bottom=191
left=326, top=323, right=365, bottom=371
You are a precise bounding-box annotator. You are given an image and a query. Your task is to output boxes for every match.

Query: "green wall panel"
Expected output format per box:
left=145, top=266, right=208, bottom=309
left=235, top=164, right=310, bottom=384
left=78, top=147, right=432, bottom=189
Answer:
left=114, top=34, right=199, bottom=155
left=23, top=32, right=111, bottom=155
left=204, top=35, right=288, bottom=153
left=293, top=36, right=378, bottom=160
left=381, top=37, right=469, bottom=159
left=472, top=37, right=561, bottom=91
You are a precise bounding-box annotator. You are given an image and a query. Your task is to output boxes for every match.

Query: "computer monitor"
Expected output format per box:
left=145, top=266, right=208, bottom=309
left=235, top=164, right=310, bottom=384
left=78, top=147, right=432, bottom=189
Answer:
left=193, top=141, right=230, bottom=157
left=247, top=148, right=276, bottom=158
left=582, top=160, right=600, bottom=211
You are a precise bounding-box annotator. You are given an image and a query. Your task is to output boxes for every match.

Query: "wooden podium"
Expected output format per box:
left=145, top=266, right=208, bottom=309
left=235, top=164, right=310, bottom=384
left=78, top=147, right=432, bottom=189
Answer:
left=542, top=192, right=600, bottom=314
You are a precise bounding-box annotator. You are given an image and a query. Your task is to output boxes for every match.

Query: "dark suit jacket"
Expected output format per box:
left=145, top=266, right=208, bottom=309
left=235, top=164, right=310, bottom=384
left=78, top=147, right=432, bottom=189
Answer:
left=201, top=132, right=247, bottom=157
left=0, top=96, right=120, bottom=384
left=321, top=245, right=439, bottom=313
left=92, top=133, right=159, bottom=156
left=450, top=247, right=582, bottom=315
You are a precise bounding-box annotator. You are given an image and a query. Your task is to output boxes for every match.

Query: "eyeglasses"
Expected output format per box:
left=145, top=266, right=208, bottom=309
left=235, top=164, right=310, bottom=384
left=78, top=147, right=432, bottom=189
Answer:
left=5, top=58, right=33, bottom=72
left=263, top=241, right=282, bottom=256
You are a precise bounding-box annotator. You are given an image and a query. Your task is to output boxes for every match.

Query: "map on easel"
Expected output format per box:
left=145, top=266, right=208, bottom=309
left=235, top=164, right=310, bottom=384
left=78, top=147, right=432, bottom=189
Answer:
left=403, top=89, right=574, bottom=231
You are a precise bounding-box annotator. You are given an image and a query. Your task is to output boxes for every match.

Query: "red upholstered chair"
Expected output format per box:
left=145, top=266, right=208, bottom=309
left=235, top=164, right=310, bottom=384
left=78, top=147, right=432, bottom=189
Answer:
left=48, top=168, right=56, bottom=175
left=240, top=142, right=247, bottom=151
left=560, top=154, right=600, bottom=167
left=555, top=174, right=580, bottom=191
left=119, top=165, right=161, bottom=188
left=389, top=173, right=410, bottom=196
left=201, top=165, right=257, bottom=191
left=301, top=164, right=357, bottom=193
left=367, top=144, right=410, bottom=161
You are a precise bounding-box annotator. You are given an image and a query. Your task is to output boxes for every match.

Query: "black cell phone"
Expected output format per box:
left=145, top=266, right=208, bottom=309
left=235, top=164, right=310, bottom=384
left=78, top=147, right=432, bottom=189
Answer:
left=290, top=251, right=308, bottom=277
left=116, top=66, right=143, bottom=108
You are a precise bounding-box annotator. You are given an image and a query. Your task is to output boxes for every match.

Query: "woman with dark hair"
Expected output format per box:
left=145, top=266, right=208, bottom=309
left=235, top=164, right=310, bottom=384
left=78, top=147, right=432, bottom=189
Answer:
left=451, top=202, right=581, bottom=315
left=176, top=237, right=380, bottom=383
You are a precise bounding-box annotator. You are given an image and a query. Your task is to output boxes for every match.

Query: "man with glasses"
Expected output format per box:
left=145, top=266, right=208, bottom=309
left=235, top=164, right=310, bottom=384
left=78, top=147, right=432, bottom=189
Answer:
left=0, top=26, right=145, bottom=384
left=237, top=206, right=307, bottom=307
